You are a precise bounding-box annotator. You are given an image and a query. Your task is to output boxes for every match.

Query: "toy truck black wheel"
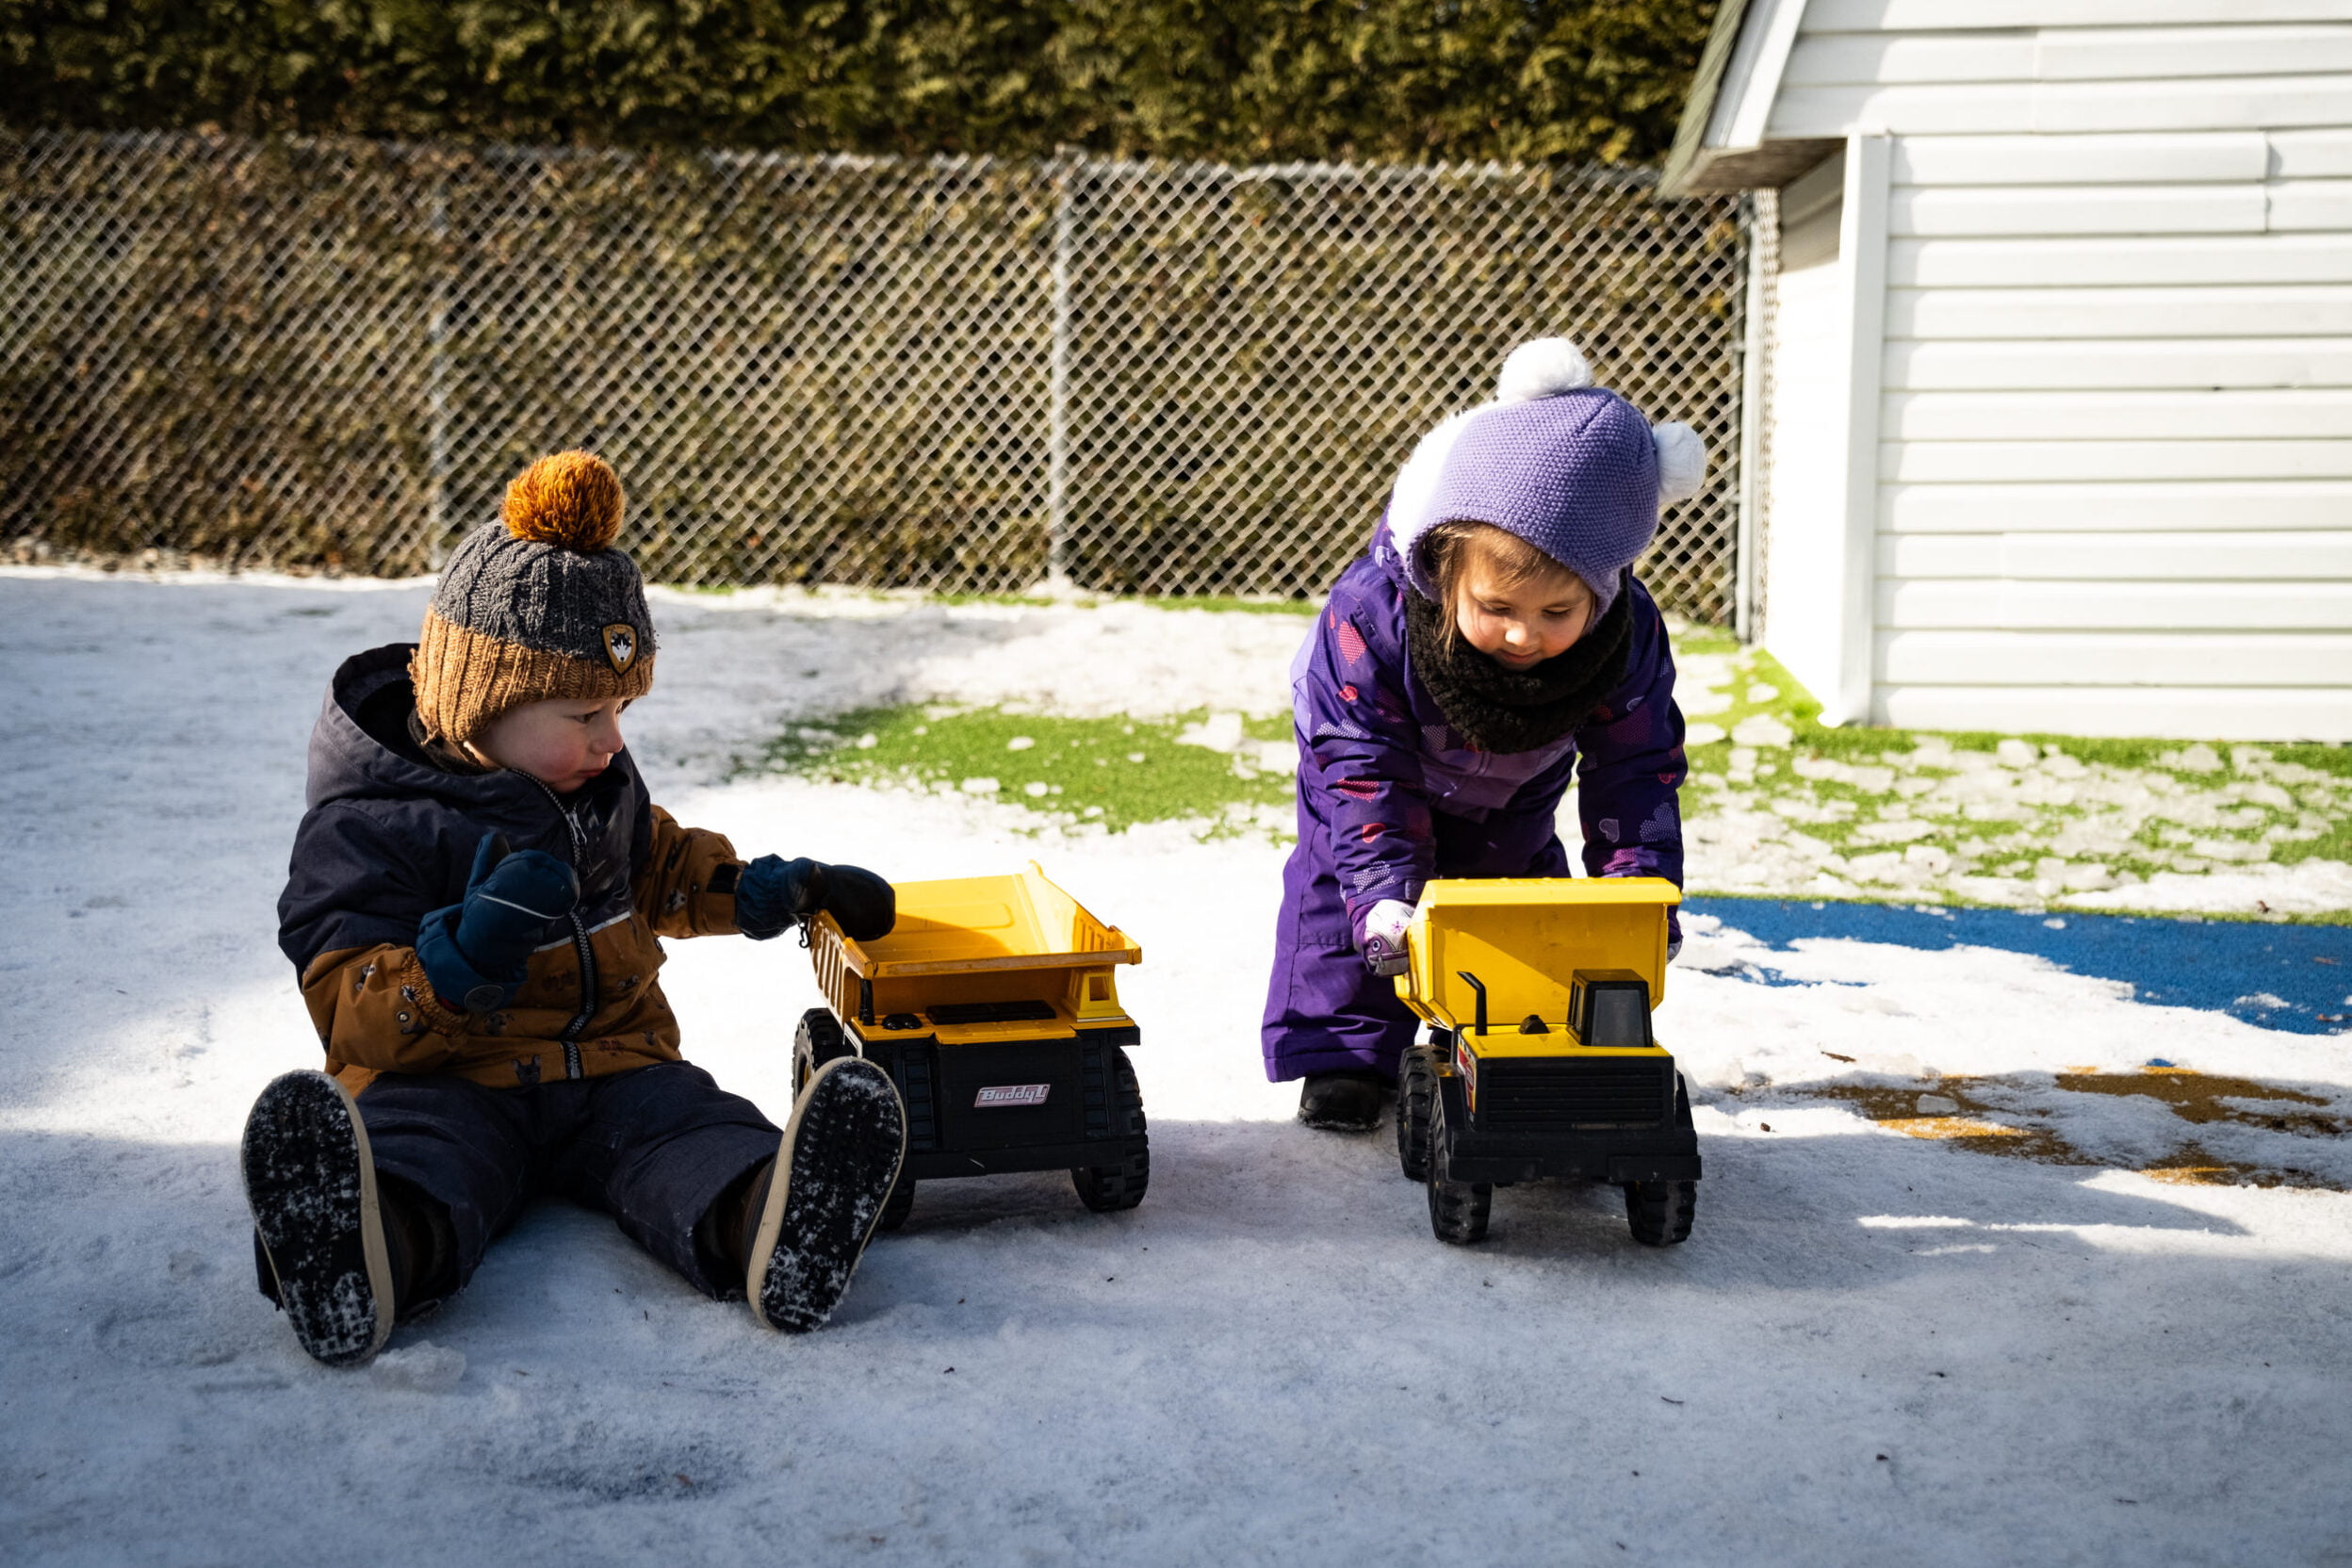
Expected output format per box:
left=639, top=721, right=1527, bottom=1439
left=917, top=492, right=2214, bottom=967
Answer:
left=793, top=1007, right=854, bottom=1095
left=1424, top=1085, right=1491, bottom=1244
left=1396, top=1043, right=1438, bottom=1183
left=1624, top=1075, right=1698, bottom=1246
left=875, top=1175, right=916, bottom=1233
left=1623, top=1180, right=1695, bottom=1246
left=1070, top=1046, right=1149, bottom=1213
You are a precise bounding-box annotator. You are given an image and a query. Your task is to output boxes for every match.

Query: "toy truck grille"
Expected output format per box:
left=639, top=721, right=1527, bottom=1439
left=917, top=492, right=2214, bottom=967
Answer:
left=1389, top=877, right=1699, bottom=1242
left=1470, top=1057, right=1674, bottom=1130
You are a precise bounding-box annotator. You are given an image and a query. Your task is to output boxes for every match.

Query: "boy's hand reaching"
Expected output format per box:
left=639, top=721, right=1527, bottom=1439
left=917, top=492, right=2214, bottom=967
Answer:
left=416, top=833, right=581, bottom=1013
left=736, top=857, right=896, bottom=943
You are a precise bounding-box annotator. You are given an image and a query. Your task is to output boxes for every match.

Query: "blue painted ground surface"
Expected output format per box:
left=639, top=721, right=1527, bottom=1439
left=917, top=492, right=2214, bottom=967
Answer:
left=1686, top=897, right=2352, bottom=1037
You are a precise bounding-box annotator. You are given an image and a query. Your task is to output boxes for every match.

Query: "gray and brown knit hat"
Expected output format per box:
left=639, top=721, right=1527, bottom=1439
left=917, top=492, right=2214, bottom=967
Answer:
left=410, top=450, right=657, bottom=747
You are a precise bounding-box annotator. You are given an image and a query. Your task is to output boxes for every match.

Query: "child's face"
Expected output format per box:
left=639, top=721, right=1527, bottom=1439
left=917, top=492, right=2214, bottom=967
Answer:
left=1453, top=559, right=1593, bottom=670
left=473, top=696, right=631, bottom=792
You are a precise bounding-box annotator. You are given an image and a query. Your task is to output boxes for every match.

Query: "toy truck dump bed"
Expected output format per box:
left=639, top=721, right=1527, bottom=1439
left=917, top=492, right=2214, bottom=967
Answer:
left=797, top=863, right=1148, bottom=1226
left=1392, top=876, right=1700, bottom=1247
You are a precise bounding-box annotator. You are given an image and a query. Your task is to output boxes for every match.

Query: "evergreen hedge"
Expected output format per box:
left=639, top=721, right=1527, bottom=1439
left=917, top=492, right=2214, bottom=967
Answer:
left=0, top=0, right=1715, bottom=167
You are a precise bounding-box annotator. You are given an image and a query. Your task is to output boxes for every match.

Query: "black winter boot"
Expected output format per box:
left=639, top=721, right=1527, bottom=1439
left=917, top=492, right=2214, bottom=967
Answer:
left=252, top=1175, right=447, bottom=1315
left=242, top=1070, right=396, bottom=1366
left=1298, top=1070, right=1389, bottom=1133
left=742, top=1057, right=907, bottom=1333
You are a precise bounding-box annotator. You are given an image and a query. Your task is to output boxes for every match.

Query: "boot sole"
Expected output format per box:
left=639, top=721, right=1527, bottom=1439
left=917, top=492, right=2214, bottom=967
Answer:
left=1298, top=1083, right=1388, bottom=1134
left=1298, top=1110, right=1383, bottom=1133
left=241, top=1070, right=394, bottom=1367
left=749, top=1056, right=907, bottom=1334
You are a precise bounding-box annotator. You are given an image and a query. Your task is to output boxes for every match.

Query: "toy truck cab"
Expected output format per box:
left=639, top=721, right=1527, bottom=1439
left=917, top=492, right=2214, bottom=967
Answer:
left=796, top=862, right=1148, bottom=1230
left=1392, top=877, right=1700, bottom=1246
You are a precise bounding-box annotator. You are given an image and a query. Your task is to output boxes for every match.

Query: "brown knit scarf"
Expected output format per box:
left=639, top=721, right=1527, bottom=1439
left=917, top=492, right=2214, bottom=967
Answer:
left=1402, top=584, right=1633, bottom=754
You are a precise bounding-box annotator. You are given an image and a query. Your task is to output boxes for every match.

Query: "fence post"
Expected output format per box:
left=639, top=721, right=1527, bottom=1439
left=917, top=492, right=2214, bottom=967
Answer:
left=1734, top=189, right=1770, bottom=645
left=426, top=172, right=450, bottom=570
left=1044, top=157, right=1075, bottom=590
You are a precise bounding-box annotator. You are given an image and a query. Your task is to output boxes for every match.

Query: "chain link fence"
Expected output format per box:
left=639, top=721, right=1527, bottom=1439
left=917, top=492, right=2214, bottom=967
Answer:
left=1, top=130, right=1746, bottom=618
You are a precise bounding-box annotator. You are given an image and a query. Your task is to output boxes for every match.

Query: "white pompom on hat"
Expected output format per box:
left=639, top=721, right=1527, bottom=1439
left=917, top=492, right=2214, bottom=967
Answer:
left=1652, top=421, right=1707, bottom=505
left=1383, top=337, right=1709, bottom=617
left=1494, top=337, right=1592, bottom=403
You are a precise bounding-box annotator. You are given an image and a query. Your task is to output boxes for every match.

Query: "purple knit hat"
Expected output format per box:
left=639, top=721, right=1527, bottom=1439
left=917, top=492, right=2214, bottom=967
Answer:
left=1386, top=339, right=1707, bottom=618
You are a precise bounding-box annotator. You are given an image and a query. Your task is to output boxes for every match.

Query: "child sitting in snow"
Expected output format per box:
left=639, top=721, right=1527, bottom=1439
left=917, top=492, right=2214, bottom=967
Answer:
left=1264, top=339, right=1703, bottom=1130
left=245, top=450, right=907, bottom=1366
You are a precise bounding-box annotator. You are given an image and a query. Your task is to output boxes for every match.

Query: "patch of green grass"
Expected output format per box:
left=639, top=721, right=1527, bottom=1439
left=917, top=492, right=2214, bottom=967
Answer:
left=728, top=601, right=2346, bottom=921
left=1706, top=650, right=2352, bottom=780
left=1668, top=621, right=1742, bottom=659
left=923, top=591, right=1316, bottom=616
left=1139, top=594, right=1317, bottom=616
left=2275, top=742, right=2352, bottom=779
left=2281, top=813, right=2352, bottom=869
left=674, top=585, right=1321, bottom=616
left=1676, top=643, right=2352, bottom=920
left=743, top=704, right=1297, bottom=834
left=920, top=592, right=1059, bottom=610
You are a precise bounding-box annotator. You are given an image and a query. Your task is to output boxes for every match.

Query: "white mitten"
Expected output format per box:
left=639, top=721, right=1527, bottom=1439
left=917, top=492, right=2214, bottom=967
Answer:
left=1360, top=899, right=1415, bottom=978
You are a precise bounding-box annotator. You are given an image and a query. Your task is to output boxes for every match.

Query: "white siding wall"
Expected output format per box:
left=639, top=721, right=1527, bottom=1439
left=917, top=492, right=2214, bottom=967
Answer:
left=1763, top=153, right=1854, bottom=709
left=1762, top=2, right=2352, bottom=740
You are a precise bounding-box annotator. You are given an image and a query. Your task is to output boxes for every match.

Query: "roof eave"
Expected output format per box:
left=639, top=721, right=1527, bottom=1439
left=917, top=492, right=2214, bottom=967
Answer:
left=1658, top=0, right=1760, bottom=199
left=1671, top=138, right=1848, bottom=196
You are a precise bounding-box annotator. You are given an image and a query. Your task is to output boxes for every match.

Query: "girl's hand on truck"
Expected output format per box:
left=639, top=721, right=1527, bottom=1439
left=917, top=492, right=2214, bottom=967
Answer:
left=737, top=856, right=897, bottom=942
left=1358, top=898, right=1414, bottom=978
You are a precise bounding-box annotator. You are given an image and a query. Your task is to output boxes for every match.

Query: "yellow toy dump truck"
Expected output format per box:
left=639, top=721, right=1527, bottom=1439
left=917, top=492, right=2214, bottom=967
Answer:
left=1392, top=877, right=1698, bottom=1247
left=796, top=862, right=1146, bottom=1230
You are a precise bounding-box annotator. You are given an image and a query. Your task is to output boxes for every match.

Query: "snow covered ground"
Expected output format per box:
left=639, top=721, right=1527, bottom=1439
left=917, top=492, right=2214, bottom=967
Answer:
left=4, top=571, right=2350, bottom=1567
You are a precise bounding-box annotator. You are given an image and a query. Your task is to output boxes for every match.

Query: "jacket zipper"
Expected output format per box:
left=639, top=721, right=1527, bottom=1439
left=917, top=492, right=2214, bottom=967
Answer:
left=528, top=777, right=597, bottom=1080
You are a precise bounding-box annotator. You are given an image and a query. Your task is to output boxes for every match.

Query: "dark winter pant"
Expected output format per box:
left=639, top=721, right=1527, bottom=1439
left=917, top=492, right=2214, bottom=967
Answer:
left=355, top=1060, right=781, bottom=1310
left=1260, top=807, right=1569, bottom=1083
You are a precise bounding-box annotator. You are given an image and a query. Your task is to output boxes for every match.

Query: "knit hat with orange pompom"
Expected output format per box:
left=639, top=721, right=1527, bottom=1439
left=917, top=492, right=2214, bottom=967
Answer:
left=409, top=450, right=657, bottom=746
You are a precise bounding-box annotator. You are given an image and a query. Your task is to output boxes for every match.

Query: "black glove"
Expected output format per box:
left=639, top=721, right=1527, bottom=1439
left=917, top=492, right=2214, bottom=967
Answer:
left=735, top=856, right=896, bottom=943
left=416, top=833, right=581, bottom=1013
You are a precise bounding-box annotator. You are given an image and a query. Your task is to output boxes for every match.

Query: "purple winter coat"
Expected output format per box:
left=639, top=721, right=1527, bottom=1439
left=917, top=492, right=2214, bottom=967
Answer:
left=1258, top=520, right=1688, bottom=1083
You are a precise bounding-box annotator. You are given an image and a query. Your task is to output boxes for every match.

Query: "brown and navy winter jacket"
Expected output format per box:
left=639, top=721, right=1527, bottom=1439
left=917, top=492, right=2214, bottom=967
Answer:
left=278, top=645, right=745, bottom=1093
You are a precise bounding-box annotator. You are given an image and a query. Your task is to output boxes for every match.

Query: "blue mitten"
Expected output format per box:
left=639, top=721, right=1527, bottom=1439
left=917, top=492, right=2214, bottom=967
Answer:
left=416, top=834, right=580, bottom=1013
left=737, top=856, right=895, bottom=942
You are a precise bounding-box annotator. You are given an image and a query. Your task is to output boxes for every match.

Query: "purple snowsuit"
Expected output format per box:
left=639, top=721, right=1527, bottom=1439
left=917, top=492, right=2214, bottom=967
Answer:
left=1260, top=521, right=1689, bottom=1083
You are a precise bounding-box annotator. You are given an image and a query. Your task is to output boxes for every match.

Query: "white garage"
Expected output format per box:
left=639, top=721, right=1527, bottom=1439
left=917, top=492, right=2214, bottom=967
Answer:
left=1664, top=0, right=2352, bottom=741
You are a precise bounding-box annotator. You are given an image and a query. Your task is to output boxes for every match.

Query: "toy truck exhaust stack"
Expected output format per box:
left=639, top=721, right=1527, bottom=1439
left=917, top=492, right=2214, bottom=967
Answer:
left=1391, top=878, right=1700, bottom=1247
left=797, top=863, right=1147, bottom=1229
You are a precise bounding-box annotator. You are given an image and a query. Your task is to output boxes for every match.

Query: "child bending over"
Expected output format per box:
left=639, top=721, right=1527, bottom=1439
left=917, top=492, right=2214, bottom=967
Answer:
left=1263, top=340, right=1704, bottom=1130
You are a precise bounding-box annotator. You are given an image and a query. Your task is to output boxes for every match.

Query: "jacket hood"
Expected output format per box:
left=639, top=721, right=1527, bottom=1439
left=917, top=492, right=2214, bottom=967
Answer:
left=1368, top=512, right=1411, bottom=595
left=308, top=644, right=639, bottom=827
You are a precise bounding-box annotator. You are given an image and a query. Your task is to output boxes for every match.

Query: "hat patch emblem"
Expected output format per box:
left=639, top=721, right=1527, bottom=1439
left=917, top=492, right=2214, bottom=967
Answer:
left=602, top=624, right=639, bottom=674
